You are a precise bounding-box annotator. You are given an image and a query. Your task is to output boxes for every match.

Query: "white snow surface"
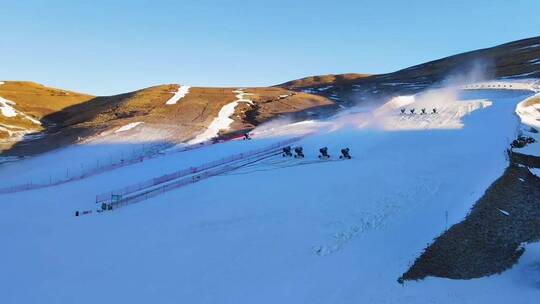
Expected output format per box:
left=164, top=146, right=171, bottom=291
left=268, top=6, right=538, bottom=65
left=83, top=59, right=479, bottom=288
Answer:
left=114, top=121, right=144, bottom=133
left=187, top=89, right=252, bottom=144
left=1, top=86, right=540, bottom=303
left=515, top=93, right=540, bottom=128
left=498, top=209, right=510, bottom=216
left=515, top=123, right=540, bottom=157
left=318, top=85, right=333, bottom=91
left=460, top=79, right=540, bottom=92
left=0, top=96, right=17, bottom=117
left=253, top=88, right=495, bottom=135
left=0, top=95, right=41, bottom=125
left=165, top=85, right=190, bottom=105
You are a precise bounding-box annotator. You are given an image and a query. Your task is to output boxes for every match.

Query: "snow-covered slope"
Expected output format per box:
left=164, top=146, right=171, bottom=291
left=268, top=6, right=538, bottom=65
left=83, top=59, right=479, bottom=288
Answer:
left=0, top=84, right=539, bottom=303
left=516, top=94, right=540, bottom=129
left=165, top=85, right=190, bottom=105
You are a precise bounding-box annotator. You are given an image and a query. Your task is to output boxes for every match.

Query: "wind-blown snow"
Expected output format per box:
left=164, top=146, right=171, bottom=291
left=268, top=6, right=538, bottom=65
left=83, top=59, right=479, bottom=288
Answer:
left=165, top=85, right=190, bottom=105
left=188, top=89, right=252, bottom=144
left=374, top=97, right=492, bottom=130
left=115, top=122, right=144, bottom=133
left=254, top=89, right=494, bottom=136
left=0, top=85, right=539, bottom=303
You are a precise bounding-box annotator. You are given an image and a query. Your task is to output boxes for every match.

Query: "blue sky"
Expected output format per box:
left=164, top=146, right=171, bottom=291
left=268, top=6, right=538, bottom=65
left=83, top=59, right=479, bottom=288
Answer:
left=1, top=0, right=539, bottom=95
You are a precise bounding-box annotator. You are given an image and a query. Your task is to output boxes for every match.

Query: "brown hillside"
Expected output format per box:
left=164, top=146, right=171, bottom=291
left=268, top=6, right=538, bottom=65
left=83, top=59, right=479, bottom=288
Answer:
left=279, top=36, right=540, bottom=104
left=0, top=81, right=93, bottom=149
left=279, top=73, right=370, bottom=89
left=3, top=36, right=540, bottom=157
left=2, top=84, right=333, bottom=156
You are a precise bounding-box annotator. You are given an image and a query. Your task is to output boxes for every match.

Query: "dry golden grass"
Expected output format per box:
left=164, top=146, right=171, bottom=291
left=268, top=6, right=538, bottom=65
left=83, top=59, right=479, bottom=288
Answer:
left=2, top=83, right=335, bottom=156
left=0, top=81, right=94, bottom=117
left=278, top=73, right=370, bottom=89
left=522, top=95, right=540, bottom=108
left=242, top=87, right=333, bottom=125
left=0, top=81, right=94, bottom=147
left=2, top=84, right=177, bottom=155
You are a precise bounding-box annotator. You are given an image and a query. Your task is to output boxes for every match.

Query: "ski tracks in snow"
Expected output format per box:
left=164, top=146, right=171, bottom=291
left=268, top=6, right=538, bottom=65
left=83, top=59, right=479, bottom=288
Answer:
left=314, top=175, right=441, bottom=256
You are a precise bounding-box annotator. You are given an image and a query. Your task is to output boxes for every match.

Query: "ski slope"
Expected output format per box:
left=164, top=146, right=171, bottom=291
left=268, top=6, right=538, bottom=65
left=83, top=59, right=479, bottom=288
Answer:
left=1, top=85, right=539, bottom=303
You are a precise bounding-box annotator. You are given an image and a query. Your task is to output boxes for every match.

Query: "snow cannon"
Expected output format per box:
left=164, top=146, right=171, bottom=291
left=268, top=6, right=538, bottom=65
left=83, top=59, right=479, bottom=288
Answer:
left=282, top=146, right=292, bottom=157
left=432, top=108, right=437, bottom=114
left=294, top=147, right=304, bottom=158
left=318, top=147, right=330, bottom=159
left=400, top=108, right=406, bottom=114
left=410, top=108, right=415, bottom=114
left=421, top=108, right=426, bottom=115
left=339, top=148, right=351, bottom=159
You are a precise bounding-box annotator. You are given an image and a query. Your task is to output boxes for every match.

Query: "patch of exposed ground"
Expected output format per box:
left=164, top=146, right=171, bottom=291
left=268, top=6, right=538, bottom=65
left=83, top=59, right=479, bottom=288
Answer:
left=239, top=88, right=335, bottom=124
left=1, top=83, right=334, bottom=156
left=215, top=87, right=335, bottom=140
left=399, top=152, right=540, bottom=282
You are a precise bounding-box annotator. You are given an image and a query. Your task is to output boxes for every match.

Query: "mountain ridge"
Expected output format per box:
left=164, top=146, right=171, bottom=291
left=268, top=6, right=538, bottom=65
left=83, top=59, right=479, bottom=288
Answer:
left=1, top=36, right=539, bottom=157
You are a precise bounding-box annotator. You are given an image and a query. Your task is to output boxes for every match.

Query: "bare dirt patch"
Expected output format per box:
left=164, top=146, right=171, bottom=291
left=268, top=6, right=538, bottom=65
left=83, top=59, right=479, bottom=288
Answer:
left=399, top=157, right=540, bottom=282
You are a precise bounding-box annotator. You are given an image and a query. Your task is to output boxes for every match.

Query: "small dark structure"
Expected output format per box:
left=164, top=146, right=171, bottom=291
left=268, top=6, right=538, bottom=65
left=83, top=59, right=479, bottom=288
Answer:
left=318, top=147, right=330, bottom=159
left=410, top=108, right=415, bottom=114
left=421, top=108, right=426, bottom=115
left=282, top=146, right=292, bottom=157
left=243, top=133, right=251, bottom=140
left=511, top=136, right=536, bottom=149
left=75, top=211, right=79, bottom=217
left=432, top=108, right=437, bottom=114
left=294, top=147, right=304, bottom=158
left=340, top=148, right=351, bottom=159
left=400, top=108, right=406, bottom=114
